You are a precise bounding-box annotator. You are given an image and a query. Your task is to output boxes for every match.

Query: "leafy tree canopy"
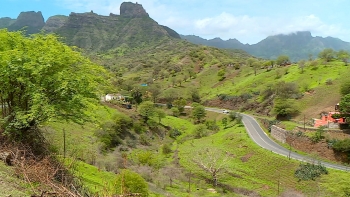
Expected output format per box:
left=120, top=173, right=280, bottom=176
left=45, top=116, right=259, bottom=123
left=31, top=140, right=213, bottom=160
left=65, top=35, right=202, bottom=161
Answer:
left=0, top=30, right=108, bottom=137
left=115, top=169, right=149, bottom=196
left=276, top=55, right=290, bottom=66
left=318, top=48, right=335, bottom=62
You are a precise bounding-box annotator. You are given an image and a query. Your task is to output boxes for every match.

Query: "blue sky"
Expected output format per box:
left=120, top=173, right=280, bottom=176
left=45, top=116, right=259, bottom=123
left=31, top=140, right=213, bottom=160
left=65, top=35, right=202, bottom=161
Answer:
left=1, top=0, right=349, bottom=44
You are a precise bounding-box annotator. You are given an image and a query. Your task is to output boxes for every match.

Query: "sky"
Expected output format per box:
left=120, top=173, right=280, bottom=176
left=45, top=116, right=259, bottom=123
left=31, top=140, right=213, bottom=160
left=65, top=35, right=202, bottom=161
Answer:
left=1, top=0, right=350, bottom=44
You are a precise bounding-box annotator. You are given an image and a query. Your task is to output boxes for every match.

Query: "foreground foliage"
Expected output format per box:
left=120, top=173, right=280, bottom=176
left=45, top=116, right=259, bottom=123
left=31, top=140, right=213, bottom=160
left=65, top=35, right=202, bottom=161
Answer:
left=0, top=29, right=108, bottom=139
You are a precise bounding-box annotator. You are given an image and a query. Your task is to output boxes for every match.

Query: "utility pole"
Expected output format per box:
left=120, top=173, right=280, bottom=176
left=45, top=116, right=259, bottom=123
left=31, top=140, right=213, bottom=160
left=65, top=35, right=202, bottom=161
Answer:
left=63, top=128, right=66, bottom=159
left=304, top=114, right=306, bottom=132
left=188, top=170, right=191, bottom=193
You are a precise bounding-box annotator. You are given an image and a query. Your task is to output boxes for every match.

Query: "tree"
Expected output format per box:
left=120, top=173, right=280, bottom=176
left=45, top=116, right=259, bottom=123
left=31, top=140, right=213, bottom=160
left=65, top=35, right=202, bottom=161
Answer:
left=298, top=59, right=306, bottom=73
left=138, top=101, right=155, bottom=122
left=246, top=58, right=256, bottom=67
left=273, top=98, right=299, bottom=119
left=318, top=48, right=335, bottom=62
left=148, top=84, right=161, bottom=103
left=339, top=94, right=350, bottom=115
left=173, top=98, right=187, bottom=113
left=189, top=88, right=201, bottom=103
left=131, top=87, right=143, bottom=109
left=337, top=50, right=350, bottom=65
left=154, top=108, right=166, bottom=124
left=115, top=169, right=149, bottom=196
left=192, top=104, right=206, bottom=123
left=0, top=30, right=107, bottom=138
left=252, top=61, right=260, bottom=76
left=217, top=68, right=226, bottom=81
left=276, top=55, right=290, bottom=66
left=341, top=80, right=350, bottom=96
left=222, top=117, right=228, bottom=128
left=193, top=148, right=228, bottom=186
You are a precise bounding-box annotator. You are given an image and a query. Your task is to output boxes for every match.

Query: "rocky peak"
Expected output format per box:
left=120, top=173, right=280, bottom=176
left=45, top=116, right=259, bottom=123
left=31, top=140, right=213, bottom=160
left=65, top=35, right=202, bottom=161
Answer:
left=42, top=15, right=68, bottom=32
left=120, top=2, right=149, bottom=18
left=8, top=11, right=45, bottom=34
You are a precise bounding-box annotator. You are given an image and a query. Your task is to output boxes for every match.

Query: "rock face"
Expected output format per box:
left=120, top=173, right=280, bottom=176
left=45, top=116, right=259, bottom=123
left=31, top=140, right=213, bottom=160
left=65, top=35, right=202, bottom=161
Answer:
left=42, top=15, right=68, bottom=32
left=8, top=11, right=45, bottom=34
left=120, top=2, right=149, bottom=18
left=55, top=2, right=180, bottom=51
left=0, top=17, right=15, bottom=29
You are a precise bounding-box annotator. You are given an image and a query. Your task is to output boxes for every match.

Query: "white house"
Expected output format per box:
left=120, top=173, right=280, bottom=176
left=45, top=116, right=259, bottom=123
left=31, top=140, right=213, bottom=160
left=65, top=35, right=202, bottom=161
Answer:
left=102, top=93, right=125, bottom=102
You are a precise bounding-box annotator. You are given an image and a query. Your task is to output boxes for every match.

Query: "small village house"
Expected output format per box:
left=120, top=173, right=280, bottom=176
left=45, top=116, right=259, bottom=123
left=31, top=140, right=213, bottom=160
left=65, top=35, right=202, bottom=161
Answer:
left=101, top=93, right=125, bottom=102
left=313, top=103, right=346, bottom=128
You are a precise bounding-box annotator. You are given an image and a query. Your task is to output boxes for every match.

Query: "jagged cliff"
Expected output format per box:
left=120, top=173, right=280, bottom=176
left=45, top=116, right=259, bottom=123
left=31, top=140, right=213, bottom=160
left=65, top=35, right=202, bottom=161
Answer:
left=55, top=2, right=180, bottom=51
left=42, top=15, right=68, bottom=32
left=8, top=11, right=45, bottom=34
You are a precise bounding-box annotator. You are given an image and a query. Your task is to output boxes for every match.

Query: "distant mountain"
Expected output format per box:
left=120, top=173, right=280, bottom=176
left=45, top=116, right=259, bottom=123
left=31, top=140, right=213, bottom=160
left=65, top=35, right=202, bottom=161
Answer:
left=182, top=32, right=350, bottom=61
left=54, top=2, right=180, bottom=52
left=0, top=17, right=15, bottom=29
left=8, top=11, right=45, bottom=34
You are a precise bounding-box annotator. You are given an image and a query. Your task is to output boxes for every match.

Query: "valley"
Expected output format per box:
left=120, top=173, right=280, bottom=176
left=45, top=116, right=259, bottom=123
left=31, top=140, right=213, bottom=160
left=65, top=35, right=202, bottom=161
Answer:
left=1, top=1, right=350, bottom=197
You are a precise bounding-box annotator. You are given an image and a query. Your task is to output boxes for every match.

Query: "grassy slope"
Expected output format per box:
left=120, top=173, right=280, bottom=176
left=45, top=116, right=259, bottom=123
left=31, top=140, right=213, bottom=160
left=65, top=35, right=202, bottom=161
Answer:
left=0, top=162, right=32, bottom=196
left=189, top=60, right=349, bottom=120
left=162, top=115, right=350, bottom=196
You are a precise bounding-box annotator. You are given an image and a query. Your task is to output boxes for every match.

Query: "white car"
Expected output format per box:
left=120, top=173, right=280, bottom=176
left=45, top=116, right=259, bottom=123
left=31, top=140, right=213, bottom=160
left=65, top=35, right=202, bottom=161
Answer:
left=222, top=110, right=229, bottom=114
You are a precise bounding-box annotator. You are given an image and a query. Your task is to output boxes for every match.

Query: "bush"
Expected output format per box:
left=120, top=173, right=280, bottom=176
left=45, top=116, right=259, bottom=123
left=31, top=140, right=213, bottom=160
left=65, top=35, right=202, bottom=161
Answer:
left=193, top=124, right=208, bottom=139
left=333, top=138, right=350, bottom=152
left=139, top=134, right=151, bottom=146
left=294, top=163, right=328, bottom=181
left=310, top=127, right=325, bottom=143
left=205, top=120, right=220, bottom=131
left=325, top=78, right=333, bottom=85
left=115, top=169, right=149, bottom=196
left=162, top=143, right=172, bottom=155
left=169, top=128, right=182, bottom=139
left=171, top=107, right=180, bottom=117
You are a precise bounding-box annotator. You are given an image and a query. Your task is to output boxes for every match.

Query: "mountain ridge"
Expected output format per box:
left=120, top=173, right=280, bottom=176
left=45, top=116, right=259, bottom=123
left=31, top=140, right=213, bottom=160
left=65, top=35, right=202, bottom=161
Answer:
left=181, top=31, right=350, bottom=61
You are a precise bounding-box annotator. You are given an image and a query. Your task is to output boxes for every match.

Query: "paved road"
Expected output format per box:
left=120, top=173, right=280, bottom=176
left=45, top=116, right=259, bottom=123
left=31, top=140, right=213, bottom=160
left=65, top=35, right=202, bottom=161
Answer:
left=205, top=107, right=350, bottom=171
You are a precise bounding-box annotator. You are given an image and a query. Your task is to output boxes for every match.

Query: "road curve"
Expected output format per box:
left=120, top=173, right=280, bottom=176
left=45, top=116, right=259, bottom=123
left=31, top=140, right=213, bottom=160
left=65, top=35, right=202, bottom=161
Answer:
left=205, top=107, right=349, bottom=171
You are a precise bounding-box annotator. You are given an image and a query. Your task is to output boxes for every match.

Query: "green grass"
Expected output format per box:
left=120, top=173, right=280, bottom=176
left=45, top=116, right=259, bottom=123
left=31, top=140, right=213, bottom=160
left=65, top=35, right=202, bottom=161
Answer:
left=64, top=158, right=118, bottom=195
left=176, top=123, right=350, bottom=196
left=0, top=163, right=33, bottom=197
left=42, top=104, right=120, bottom=161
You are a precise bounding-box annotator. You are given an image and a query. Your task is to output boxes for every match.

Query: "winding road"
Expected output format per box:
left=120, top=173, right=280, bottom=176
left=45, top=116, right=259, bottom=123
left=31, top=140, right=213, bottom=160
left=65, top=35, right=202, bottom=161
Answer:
left=205, top=107, right=350, bottom=171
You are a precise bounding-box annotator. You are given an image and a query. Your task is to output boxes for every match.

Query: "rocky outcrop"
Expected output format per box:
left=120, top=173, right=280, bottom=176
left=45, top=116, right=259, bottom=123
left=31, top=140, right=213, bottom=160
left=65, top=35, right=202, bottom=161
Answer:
left=8, top=11, right=45, bottom=34
left=0, top=17, right=15, bottom=29
left=120, top=2, right=149, bottom=18
left=42, top=15, right=68, bottom=32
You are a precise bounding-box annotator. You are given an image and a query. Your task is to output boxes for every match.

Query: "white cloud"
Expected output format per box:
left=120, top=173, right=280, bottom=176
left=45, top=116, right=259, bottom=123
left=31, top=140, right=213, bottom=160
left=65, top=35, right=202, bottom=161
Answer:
left=190, top=13, right=348, bottom=44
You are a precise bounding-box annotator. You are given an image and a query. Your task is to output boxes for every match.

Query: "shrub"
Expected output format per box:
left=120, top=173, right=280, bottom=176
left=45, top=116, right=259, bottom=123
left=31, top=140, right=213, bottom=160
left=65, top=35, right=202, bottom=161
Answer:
left=294, top=163, right=328, bottom=181
left=115, top=169, right=149, bottom=196
left=193, top=124, right=208, bottom=139
left=139, top=134, right=151, bottom=146
left=325, top=78, right=333, bottom=85
left=310, top=126, right=325, bottom=143
left=333, top=138, right=350, bottom=152
left=169, top=128, right=182, bottom=139
left=171, top=107, right=180, bottom=117
left=162, top=143, right=172, bottom=155
left=205, top=120, right=220, bottom=131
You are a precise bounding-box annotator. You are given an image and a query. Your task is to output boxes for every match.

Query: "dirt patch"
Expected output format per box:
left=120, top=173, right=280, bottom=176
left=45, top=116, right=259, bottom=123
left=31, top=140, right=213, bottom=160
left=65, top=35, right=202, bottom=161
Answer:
left=287, top=135, right=347, bottom=163
left=241, top=152, right=254, bottom=162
